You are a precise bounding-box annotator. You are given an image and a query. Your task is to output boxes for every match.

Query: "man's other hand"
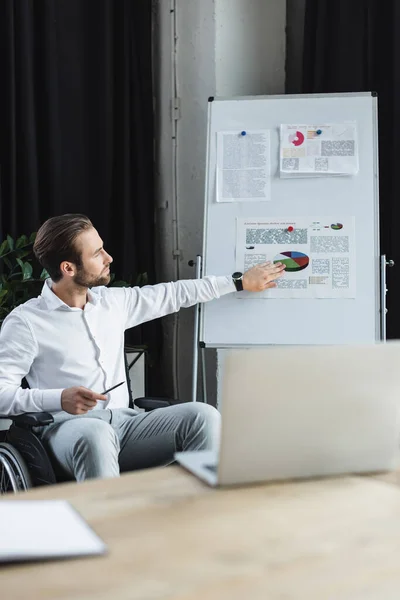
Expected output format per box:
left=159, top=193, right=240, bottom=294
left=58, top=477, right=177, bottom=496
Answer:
left=61, top=387, right=107, bottom=415
left=242, top=261, right=286, bottom=292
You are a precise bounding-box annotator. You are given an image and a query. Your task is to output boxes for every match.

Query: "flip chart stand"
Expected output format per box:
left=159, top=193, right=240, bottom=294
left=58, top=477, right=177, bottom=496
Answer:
left=380, top=255, right=395, bottom=341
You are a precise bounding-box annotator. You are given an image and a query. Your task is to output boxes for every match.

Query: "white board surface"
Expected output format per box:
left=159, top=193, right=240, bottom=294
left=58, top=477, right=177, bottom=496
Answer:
left=200, top=93, right=380, bottom=346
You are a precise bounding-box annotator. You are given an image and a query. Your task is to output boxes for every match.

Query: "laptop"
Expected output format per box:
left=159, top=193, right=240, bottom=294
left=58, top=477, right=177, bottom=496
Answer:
left=175, top=343, right=400, bottom=486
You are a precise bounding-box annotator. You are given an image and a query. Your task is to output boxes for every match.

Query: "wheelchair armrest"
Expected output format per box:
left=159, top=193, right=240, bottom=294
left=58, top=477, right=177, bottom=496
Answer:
left=134, top=397, right=174, bottom=412
left=10, top=412, right=54, bottom=428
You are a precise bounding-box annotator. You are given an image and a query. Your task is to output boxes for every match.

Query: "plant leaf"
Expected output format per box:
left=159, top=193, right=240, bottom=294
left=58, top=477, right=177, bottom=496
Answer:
left=16, top=235, right=28, bottom=249
left=3, top=257, right=12, bottom=270
left=16, top=258, right=24, bottom=272
left=6, top=235, right=14, bottom=251
left=0, top=239, right=8, bottom=256
left=40, top=268, right=49, bottom=279
left=15, top=249, right=31, bottom=259
left=29, top=232, right=37, bottom=243
left=22, top=262, right=33, bottom=281
left=136, top=272, right=148, bottom=286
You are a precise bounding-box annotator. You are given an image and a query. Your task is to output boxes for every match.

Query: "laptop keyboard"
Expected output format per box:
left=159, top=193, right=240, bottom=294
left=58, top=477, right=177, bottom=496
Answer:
left=205, top=464, right=218, bottom=473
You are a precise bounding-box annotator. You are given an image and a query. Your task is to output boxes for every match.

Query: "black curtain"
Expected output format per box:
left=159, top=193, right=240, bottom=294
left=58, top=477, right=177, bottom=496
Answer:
left=302, top=0, right=400, bottom=339
left=0, top=0, right=162, bottom=390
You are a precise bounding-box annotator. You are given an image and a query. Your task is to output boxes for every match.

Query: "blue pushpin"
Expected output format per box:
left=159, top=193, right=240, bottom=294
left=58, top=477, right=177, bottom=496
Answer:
left=316, top=129, right=322, bottom=135
left=240, top=131, right=247, bottom=136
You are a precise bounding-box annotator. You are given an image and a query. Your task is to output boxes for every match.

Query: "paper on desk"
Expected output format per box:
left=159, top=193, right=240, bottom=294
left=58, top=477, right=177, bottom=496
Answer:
left=0, top=500, right=107, bottom=563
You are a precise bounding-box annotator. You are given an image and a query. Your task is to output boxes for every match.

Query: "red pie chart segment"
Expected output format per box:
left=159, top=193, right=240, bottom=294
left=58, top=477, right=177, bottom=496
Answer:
left=274, top=251, right=310, bottom=273
left=289, top=131, right=305, bottom=147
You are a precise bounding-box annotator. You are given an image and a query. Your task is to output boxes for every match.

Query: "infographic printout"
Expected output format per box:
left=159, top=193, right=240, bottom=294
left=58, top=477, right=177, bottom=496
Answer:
left=236, top=217, right=356, bottom=299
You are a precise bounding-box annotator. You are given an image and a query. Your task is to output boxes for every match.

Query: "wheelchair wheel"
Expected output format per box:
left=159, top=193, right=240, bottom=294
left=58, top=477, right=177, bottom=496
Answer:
left=0, top=442, right=32, bottom=493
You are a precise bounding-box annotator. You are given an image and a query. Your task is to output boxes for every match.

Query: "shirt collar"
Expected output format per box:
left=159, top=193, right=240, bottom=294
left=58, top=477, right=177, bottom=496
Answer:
left=41, top=279, right=100, bottom=311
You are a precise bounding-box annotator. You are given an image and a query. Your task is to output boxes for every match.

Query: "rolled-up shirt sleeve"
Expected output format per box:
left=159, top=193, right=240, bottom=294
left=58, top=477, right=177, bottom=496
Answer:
left=112, top=275, right=236, bottom=330
left=0, top=314, right=63, bottom=416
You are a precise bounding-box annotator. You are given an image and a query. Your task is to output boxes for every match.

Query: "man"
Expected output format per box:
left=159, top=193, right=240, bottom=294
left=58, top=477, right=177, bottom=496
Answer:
left=0, top=214, right=285, bottom=481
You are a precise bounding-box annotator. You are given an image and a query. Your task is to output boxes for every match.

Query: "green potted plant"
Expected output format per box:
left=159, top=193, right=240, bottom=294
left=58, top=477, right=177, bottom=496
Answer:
left=0, top=233, right=49, bottom=326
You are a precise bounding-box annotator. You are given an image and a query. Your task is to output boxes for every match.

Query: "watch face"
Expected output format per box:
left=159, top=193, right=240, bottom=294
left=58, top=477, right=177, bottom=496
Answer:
left=232, top=272, right=243, bottom=279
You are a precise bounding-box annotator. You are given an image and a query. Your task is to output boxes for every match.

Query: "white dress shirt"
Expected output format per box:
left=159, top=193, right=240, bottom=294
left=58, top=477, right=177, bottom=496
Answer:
left=0, top=276, right=235, bottom=416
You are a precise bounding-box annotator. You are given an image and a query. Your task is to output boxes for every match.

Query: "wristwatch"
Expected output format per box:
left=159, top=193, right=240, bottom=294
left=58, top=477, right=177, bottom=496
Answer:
left=232, top=271, right=244, bottom=292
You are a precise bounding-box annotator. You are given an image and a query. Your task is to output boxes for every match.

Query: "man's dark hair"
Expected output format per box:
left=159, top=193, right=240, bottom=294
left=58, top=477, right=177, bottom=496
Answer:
left=33, top=214, right=93, bottom=282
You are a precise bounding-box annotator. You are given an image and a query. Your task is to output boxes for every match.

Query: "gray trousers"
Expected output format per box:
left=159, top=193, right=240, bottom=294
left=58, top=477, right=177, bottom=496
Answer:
left=36, top=403, right=220, bottom=482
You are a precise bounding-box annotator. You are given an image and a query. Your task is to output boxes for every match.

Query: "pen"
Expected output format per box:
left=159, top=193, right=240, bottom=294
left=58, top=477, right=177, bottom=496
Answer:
left=101, top=381, right=124, bottom=395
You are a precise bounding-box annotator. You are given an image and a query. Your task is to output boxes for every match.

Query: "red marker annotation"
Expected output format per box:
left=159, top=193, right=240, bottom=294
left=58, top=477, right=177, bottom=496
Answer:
left=287, top=226, right=294, bottom=232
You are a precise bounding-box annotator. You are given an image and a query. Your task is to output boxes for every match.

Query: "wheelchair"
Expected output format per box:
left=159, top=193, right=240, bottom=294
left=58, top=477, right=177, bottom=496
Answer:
left=0, top=347, right=175, bottom=494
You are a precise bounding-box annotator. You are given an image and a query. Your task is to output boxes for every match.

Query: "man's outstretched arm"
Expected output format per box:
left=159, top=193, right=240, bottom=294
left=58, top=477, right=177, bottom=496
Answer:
left=113, top=262, right=285, bottom=329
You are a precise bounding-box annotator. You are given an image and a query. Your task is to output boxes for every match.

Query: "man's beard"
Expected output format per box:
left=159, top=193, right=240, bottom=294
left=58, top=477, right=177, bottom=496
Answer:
left=73, top=266, right=111, bottom=288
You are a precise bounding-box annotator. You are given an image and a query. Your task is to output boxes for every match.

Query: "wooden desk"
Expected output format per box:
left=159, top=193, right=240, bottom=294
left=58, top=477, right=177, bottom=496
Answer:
left=2, top=467, right=400, bottom=599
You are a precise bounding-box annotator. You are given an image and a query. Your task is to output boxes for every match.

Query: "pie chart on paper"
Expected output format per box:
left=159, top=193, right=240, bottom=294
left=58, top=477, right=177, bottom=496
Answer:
left=289, top=131, right=305, bottom=147
left=273, top=251, right=310, bottom=273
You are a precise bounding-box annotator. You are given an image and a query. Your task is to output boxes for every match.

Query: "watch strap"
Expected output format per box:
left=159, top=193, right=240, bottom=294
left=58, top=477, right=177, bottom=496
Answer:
left=232, top=273, right=243, bottom=292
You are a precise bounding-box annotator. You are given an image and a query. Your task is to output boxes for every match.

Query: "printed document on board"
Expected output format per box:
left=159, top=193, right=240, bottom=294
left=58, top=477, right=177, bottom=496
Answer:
left=280, top=123, right=359, bottom=176
left=236, top=217, right=356, bottom=299
left=216, top=130, right=271, bottom=202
